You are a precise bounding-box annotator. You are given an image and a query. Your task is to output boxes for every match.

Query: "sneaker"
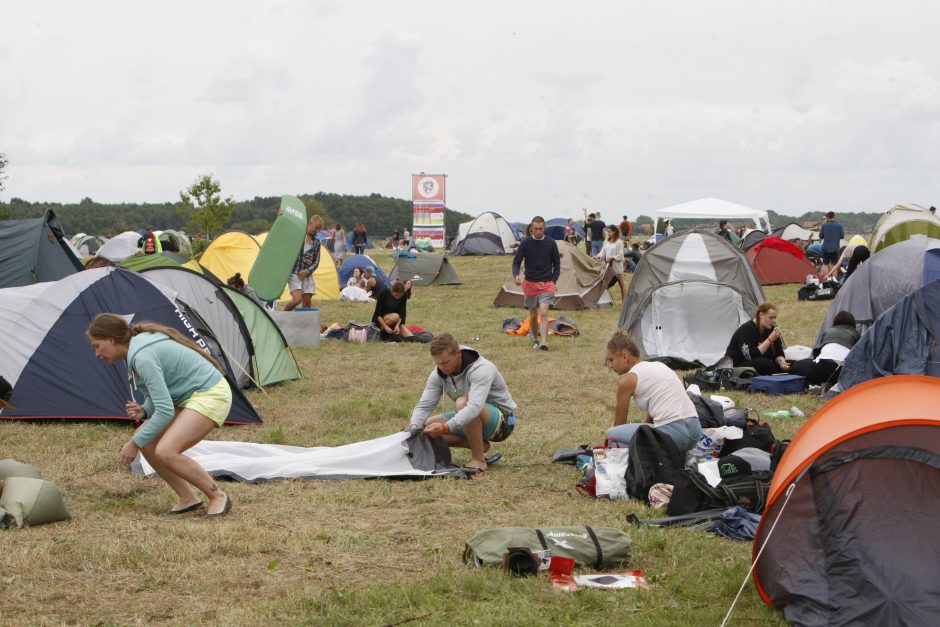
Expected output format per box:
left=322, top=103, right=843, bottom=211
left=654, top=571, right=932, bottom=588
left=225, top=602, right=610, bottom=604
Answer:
left=539, top=343, right=549, bottom=351
left=532, top=341, right=541, bottom=350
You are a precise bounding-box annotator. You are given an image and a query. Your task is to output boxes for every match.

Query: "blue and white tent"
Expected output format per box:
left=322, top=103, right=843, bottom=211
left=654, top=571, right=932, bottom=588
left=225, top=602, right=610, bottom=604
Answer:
left=338, top=254, right=391, bottom=289
left=0, top=267, right=262, bottom=425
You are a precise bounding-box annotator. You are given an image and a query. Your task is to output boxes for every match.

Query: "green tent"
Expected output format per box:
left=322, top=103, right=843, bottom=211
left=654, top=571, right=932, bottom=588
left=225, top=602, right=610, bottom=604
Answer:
left=388, top=253, right=462, bottom=286
left=223, top=286, right=302, bottom=387
left=869, top=203, right=940, bottom=253
left=119, top=251, right=217, bottom=278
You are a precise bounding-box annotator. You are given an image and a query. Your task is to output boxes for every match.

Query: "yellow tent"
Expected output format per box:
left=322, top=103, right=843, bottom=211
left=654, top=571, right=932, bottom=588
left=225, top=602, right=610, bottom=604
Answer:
left=201, top=231, right=339, bottom=302
left=255, top=232, right=340, bottom=302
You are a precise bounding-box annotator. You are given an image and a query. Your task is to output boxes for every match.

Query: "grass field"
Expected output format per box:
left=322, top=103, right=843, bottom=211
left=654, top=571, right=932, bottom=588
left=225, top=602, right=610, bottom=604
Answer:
left=0, top=249, right=833, bottom=625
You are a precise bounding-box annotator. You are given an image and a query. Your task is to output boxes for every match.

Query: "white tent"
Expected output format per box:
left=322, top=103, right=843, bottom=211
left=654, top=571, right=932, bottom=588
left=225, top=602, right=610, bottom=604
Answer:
left=96, top=231, right=143, bottom=262
left=654, top=198, right=771, bottom=233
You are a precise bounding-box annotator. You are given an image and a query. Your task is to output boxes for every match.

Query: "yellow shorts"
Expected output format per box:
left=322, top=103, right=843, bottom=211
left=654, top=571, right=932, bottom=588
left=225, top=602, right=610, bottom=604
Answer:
left=179, top=378, right=232, bottom=428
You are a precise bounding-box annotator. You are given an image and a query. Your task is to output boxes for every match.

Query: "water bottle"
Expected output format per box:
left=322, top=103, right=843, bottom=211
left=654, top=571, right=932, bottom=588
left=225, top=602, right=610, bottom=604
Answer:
left=790, top=406, right=805, bottom=417
left=762, top=409, right=791, bottom=418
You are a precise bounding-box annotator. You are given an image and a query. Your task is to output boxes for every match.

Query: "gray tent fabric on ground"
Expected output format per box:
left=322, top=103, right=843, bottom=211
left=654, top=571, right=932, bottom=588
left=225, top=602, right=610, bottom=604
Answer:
left=619, top=230, right=765, bottom=367
left=0, top=209, right=82, bottom=288
left=131, top=431, right=469, bottom=482
left=388, top=253, right=461, bottom=286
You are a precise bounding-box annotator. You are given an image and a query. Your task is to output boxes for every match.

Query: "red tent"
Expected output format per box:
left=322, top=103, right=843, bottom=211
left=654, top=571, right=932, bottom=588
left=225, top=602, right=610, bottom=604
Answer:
left=745, top=236, right=818, bottom=284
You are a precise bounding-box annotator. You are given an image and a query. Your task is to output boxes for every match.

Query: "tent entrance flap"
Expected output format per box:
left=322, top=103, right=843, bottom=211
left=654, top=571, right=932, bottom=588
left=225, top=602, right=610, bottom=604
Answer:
left=646, top=283, right=746, bottom=366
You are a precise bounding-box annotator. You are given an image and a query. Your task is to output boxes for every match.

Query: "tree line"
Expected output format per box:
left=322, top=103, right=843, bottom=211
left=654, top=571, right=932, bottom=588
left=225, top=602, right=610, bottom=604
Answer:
left=0, top=189, right=475, bottom=239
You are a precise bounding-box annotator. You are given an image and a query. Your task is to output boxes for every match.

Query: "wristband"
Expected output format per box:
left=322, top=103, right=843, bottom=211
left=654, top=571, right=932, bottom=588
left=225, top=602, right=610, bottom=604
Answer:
left=440, top=422, right=450, bottom=435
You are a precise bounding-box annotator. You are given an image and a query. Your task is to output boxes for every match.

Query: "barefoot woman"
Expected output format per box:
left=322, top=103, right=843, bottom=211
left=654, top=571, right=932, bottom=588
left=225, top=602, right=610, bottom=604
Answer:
left=87, top=313, right=233, bottom=517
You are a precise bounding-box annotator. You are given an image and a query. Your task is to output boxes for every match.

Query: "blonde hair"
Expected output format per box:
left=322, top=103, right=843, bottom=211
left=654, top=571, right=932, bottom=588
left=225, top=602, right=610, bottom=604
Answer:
left=429, top=333, right=459, bottom=356
left=87, top=313, right=224, bottom=373
left=607, top=331, right=641, bottom=357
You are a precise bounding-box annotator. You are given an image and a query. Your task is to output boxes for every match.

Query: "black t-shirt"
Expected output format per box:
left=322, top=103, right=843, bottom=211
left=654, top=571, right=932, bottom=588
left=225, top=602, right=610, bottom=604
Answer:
left=725, top=320, right=783, bottom=365
left=372, top=289, right=411, bottom=327
left=589, top=220, right=607, bottom=241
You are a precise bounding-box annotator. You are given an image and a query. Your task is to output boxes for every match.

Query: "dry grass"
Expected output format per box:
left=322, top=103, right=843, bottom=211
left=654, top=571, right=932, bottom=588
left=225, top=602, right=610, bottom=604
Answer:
left=0, top=249, right=831, bottom=625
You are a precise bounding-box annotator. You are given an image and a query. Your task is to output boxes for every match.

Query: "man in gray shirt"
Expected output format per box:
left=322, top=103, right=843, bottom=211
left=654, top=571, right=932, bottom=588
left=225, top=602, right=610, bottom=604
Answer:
left=409, top=334, right=517, bottom=472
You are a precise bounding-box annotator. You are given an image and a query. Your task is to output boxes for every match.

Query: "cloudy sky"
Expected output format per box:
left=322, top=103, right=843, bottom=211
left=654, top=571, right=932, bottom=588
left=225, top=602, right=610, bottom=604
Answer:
left=2, top=1, right=939, bottom=223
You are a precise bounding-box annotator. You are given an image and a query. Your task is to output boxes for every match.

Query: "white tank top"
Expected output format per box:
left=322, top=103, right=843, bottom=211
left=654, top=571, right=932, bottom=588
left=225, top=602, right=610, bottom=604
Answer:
left=629, top=361, right=697, bottom=428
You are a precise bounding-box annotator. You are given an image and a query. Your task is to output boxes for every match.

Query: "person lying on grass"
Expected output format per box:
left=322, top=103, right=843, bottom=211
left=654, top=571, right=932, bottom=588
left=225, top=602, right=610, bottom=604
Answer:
left=408, top=333, right=517, bottom=472
left=87, top=313, right=233, bottom=518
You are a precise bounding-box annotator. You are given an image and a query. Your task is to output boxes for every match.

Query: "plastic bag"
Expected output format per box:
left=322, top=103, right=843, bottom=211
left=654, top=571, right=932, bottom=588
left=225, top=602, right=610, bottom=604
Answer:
left=593, top=448, right=631, bottom=500
left=685, top=426, right=743, bottom=468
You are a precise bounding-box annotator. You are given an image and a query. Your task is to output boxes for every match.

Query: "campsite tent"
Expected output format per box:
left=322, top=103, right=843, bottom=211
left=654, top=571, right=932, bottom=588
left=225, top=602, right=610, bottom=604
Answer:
left=120, top=251, right=213, bottom=277
left=72, top=234, right=108, bottom=257
left=450, top=212, right=518, bottom=255
left=199, top=230, right=261, bottom=285
left=771, top=222, right=816, bottom=243
left=544, top=218, right=584, bottom=241
left=619, top=230, right=765, bottom=367
left=156, top=229, right=193, bottom=256
left=815, top=237, right=940, bottom=344
left=835, top=279, right=940, bottom=391
left=753, top=375, right=940, bottom=626
left=338, top=254, right=391, bottom=289
left=0, top=210, right=83, bottom=288
left=96, top=231, right=146, bottom=262
left=255, top=231, right=340, bottom=302
left=140, top=266, right=301, bottom=389
left=654, top=197, right=771, bottom=234
left=493, top=240, right=614, bottom=310
left=200, top=230, right=340, bottom=303
left=744, top=236, right=819, bottom=285
left=737, top=229, right=767, bottom=251
left=388, top=253, right=462, bottom=286
left=0, top=267, right=261, bottom=425
left=868, top=202, right=940, bottom=253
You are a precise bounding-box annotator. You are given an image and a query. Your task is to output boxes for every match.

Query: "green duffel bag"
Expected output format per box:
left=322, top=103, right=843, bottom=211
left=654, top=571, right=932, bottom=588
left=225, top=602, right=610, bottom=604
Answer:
left=0, top=476, right=71, bottom=530
left=463, top=526, right=631, bottom=570
left=0, top=459, right=43, bottom=481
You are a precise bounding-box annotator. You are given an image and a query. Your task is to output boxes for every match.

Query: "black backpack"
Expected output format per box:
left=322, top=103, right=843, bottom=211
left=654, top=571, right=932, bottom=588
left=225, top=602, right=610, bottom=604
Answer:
left=667, top=469, right=773, bottom=515
left=688, top=392, right=726, bottom=428
left=625, top=425, right=684, bottom=501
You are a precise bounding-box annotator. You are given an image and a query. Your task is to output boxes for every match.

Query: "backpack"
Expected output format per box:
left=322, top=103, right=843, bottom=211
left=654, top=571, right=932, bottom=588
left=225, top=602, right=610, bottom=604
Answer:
left=667, top=469, right=773, bottom=515
left=464, top=526, right=631, bottom=570
left=625, top=425, right=684, bottom=501
left=720, top=418, right=777, bottom=456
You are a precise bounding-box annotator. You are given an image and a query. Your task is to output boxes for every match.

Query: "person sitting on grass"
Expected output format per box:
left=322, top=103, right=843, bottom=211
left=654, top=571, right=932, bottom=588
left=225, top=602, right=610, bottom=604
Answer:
left=372, top=279, right=413, bottom=341
left=604, top=331, right=702, bottom=453
left=86, top=313, right=233, bottom=518
left=724, top=302, right=789, bottom=375
left=408, top=334, right=517, bottom=473
left=789, top=311, right=860, bottom=386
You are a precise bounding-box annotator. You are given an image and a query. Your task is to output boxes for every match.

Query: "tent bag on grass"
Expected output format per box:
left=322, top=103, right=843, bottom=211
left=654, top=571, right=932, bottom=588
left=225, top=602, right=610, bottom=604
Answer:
left=464, top=526, right=630, bottom=569
left=0, top=476, right=71, bottom=529
left=0, top=459, right=43, bottom=480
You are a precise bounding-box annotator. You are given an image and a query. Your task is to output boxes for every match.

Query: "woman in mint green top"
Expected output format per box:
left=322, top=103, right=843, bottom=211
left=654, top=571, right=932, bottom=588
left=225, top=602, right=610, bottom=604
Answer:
left=87, top=313, right=233, bottom=518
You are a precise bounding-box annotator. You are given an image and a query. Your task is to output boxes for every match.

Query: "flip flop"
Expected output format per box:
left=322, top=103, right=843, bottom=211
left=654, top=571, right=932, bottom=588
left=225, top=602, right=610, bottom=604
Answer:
left=485, top=452, right=502, bottom=466
left=461, top=465, right=486, bottom=475
left=166, top=501, right=205, bottom=515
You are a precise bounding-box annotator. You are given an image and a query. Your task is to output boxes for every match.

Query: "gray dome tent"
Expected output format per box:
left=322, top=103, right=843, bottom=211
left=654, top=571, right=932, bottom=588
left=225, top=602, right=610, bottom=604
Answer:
left=450, top=212, right=518, bottom=255
left=619, top=230, right=765, bottom=367
left=388, top=253, right=461, bottom=286
left=815, top=237, right=940, bottom=345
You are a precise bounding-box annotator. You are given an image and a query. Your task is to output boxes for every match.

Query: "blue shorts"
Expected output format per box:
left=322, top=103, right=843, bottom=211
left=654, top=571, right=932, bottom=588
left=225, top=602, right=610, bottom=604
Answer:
left=446, top=404, right=515, bottom=442
left=822, top=250, right=839, bottom=265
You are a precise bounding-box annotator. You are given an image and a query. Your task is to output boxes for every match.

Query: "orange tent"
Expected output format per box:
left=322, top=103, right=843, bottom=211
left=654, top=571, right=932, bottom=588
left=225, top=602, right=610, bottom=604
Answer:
left=753, top=375, right=940, bottom=625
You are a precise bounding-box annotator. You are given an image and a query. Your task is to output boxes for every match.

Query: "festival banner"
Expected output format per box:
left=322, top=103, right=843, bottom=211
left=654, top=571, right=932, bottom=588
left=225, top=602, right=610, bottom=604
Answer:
left=412, top=174, right=446, bottom=249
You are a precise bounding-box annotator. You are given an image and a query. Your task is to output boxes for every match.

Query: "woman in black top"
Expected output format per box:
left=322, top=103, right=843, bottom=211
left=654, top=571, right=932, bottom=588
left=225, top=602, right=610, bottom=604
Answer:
left=724, top=302, right=789, bottom=375
left=352, top=222, right=368, bottom=255
left=372, top=280, right=414, bottom=341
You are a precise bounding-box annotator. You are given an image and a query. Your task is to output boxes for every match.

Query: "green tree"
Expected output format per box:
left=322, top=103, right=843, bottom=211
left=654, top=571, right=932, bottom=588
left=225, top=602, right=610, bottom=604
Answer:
left=179, top=174, right=236, bottom=240
left=0, top=152, right=8, bottom=194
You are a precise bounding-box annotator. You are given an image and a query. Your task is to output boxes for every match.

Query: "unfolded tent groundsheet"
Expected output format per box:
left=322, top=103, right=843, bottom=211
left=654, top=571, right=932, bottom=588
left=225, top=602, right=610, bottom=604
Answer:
left=132, top=431, right=469, bottom=482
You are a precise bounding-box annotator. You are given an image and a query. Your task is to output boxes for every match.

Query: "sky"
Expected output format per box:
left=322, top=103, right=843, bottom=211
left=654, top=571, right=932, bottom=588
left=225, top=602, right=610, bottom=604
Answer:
left=2, top=1, right=939, bottom=223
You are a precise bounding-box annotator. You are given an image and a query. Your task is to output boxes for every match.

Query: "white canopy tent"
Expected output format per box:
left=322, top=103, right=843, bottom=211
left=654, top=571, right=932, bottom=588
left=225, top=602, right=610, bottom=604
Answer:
left=654, top=197, right=771, bottom=233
